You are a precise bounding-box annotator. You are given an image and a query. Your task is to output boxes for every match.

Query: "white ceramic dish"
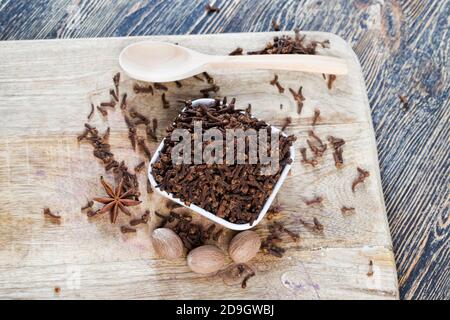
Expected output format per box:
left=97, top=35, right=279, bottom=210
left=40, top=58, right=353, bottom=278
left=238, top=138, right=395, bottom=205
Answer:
left=147, top=98, right=295, bottom=230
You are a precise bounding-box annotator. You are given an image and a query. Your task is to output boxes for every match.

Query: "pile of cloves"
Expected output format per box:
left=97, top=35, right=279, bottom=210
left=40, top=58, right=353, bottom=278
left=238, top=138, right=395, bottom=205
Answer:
left=151, top=98, right=296, bottom=224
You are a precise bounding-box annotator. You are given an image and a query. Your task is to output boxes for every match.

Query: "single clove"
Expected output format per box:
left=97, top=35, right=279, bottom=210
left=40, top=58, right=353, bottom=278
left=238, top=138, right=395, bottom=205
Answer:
left=327, top=74, right=336, bottom=90
left=272, top=19, right=280, bottom=31
left=270, top=74, right=285, bottom=93
left=304, top=196, right=323, bottom=206
left=154, top=82, right=168, bottom=92
left=352, top=167, right=370, bottom=192
left=87, top=103, right=95, bottom=120
left=205, top=3, right=220, bottom=13
left=229, top=47, right=243, bottom=56
left=312, top=109, right=320, bottom=126
left=289, top=86, right=305, bottom=114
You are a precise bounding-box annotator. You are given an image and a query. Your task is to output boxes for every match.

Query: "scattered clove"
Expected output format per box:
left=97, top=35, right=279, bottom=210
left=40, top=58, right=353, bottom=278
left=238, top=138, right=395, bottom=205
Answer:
left=333, top=148, right=344, bottom=169
left=113, top=72, right=120, bottom=99
left=79, top=124, right=114, bottom=165
left=266, top=204, right=282, bottom=220
left=352, top=167, right=370, bottom=192
left=341, top=206, right=356, bottom=215
left=272, top=19, right=280, bottom=31
left=304, top=196, right=323, bottom=206
left=87, top=103, right=95, bottom=120
left=130, top=210, right=150, bottom=226
left=203, top=72, right=214, bottom=84
left=100, top=101, right=116, bottom=108
left=229, top=47, right=243, bottom=56
left=261, top=221, right=299, bottom=258
left=312, top=109, right=320, bottom=126
left=133, top=83, right=154, bottom=95
left=313, top=217, right=324, bottom=232
left=120, top=93, right=127, bottom=110
left=281, top=117, right=292, bottom=131
left=166, top=199, right=182, bottom=210
left=328, top=135, right=345, bottom=150
left=130, top=109, right=150, bottom=125
left=43, top=207, right=61, bottom=219
left=245, top=104, right=252, bottom=115
left=399, top=95, right=408, bottom=110
left=87, top=209, right=99, bottom=217
left=134, top=161, right=146, bottom=173
left=212, top=229, right=223, bottom=241
left=97, top=106, right=108, bottom=117
left=241, top=271, right=256, bottom=289
left=154, top=82, right=168, bottom=92
left=220, top=263, right=255, bottom=288
left=328, top=135, right=345, bottom=169
left=248, top=29, right=329, bottom=55
left=81, top=200, right=94, bottom=211
left=307, top=130, right=327, bottom=157
left=159, top=211, right=216, bottom=251
left=147, top=179, right=153, bottom=194
left=75, top=127, right=87, bottom=140
left=120, top=226, right=137, bottom=234
left=146, top=122, right=158, bottom=141
left=137, top=137, right=152, bottom=160
left=327, top=74, right=336, bottom=90
left=299, top=217, right=324, bottom=234
left=162, top=93, right=170, bottom=108
left=152, top=117, right=158, bottom=132
left=205, top=3, right=220, bottom=13
left=193, top=75, right=205, bottom=82
left=112, top=161, right=140, bottom=193
left=124, top=114, right=137, bottom=150
left=289, top=86, right=305, bottom=114
left=110, top=89, right=118, bottom=102
left=299, top=147, right=318, bottom=167
left=200, top=84, right=220, bottom=98
left=367, top=260, right=374, bottom=277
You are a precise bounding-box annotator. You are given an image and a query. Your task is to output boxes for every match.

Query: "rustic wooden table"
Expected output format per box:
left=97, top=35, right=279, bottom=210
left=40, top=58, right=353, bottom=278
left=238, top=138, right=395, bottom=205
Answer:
left=0, top=0, right=448, bottom=300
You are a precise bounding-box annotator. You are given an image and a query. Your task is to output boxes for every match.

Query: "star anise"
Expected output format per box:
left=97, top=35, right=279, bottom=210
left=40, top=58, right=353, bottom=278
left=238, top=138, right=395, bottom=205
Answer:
left=93, top=176, right=141, bottom=223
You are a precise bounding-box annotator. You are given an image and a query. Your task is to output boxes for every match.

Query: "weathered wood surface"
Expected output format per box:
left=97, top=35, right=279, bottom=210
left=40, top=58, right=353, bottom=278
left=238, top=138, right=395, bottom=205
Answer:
left=0, top=0, right=448, bottom=300
left=0, top=32, right=398, bottom=299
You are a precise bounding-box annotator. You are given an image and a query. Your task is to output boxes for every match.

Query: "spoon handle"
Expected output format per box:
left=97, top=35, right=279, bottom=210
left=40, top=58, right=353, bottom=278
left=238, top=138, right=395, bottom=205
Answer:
left=207, top=54, right=348, bottom=75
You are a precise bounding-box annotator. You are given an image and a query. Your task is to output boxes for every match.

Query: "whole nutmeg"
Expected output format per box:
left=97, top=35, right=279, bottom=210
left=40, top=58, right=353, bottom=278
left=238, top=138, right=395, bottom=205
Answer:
left=151, top=228, right=184, bottom=260
left=187, top=245, right=226, bottom=274
left=228, top=230, right=261, bottom=263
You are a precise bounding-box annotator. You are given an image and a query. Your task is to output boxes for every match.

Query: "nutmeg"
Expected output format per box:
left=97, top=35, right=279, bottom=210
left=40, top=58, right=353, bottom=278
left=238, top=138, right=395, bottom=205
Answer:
left=228, top=230, right=261, bottom=263
left=151, top=228, right=184, bottom=260
left=187, top=245, right=226, bottom=274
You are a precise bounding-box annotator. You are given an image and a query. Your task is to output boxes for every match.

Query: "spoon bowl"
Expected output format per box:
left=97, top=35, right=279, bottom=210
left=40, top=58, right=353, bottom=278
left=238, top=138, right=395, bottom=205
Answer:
left=119, top=41, right=209, bottom=82
left=119, top=40, right=348, bottom=82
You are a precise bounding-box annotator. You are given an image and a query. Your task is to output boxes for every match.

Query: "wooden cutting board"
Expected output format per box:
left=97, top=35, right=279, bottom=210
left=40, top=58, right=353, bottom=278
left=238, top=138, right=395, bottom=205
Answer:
left=0, top=32, right=399, bottom=299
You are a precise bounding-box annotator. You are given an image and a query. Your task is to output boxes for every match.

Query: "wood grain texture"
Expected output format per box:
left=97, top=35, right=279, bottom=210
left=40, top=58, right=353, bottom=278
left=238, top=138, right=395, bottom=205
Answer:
left=0, top=32, right=398, bottom=299
left=0, top=0, right=448, bottom=300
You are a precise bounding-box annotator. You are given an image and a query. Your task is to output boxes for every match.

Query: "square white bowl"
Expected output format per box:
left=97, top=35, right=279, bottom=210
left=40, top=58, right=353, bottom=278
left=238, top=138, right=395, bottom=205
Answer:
left=147, top=98, right=295, bottom=230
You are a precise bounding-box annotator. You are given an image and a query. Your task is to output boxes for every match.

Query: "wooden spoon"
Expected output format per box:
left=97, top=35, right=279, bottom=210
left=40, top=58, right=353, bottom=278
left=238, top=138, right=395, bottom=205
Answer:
left=119, top=41, right=348, bottom=82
